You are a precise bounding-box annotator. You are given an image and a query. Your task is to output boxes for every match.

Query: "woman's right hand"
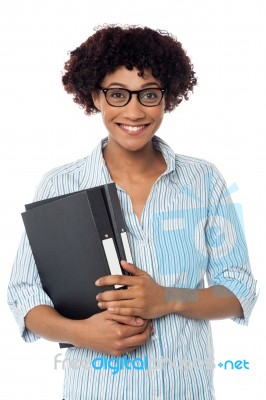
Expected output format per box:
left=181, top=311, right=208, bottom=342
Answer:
left=70, top=311, right=152, bottom=356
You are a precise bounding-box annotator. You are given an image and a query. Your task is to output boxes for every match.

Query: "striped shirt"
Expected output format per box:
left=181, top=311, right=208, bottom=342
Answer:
left=8, top=136, right=257, bottom=399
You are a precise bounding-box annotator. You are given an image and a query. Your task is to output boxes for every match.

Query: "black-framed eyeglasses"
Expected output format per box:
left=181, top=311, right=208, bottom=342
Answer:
left=98, top=87, right=165, bottom=107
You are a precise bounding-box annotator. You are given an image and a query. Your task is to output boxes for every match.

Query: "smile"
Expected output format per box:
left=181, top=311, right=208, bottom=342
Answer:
left=118, top=124, right=149, bottom=133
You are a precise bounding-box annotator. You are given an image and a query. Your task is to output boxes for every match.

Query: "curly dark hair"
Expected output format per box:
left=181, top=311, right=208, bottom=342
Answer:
left=62, top=25, right=197, bottom=115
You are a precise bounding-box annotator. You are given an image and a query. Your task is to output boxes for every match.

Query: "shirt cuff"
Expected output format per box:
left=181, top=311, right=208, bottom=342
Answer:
left=8, top=284, right=54, bottom=343
left=213, top=269, right=258, bottom=326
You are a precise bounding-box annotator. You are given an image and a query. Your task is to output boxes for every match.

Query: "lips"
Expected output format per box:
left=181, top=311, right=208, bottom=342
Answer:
left=118, top=123, right=149, bottom=134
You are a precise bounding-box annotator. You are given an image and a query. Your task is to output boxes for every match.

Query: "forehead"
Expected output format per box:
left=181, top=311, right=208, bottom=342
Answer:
left=100, top=66, right=161, bottom=88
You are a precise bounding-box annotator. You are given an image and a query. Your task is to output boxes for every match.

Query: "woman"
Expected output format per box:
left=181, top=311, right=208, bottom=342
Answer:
left=8, top=25, right=257, bottom=399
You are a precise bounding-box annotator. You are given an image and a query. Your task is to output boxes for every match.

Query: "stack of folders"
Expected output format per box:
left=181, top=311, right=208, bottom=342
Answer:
left=22, top=183, right=133, bottom=348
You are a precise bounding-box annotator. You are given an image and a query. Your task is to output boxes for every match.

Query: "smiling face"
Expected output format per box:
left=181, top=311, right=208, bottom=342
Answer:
left=92, top=66, right=165, bottom=153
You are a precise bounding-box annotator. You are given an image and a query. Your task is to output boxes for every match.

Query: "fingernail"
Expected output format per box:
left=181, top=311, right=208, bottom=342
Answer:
left=136, top=318, right=143, bottom=324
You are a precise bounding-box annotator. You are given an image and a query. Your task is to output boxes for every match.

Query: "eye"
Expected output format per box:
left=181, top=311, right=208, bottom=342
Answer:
left=141, top=89, right=160, bottom=100
left=110, top=92, right=124, bottom=98
left=139, top=88, right=162, bottom=105
left=108, top=89, right=127, bottom=99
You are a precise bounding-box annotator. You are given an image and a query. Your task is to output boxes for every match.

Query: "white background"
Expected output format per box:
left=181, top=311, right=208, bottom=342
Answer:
left=1, top=0, right=265, bottom=398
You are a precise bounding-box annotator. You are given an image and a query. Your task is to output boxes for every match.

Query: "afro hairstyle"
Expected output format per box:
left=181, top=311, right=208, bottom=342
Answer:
left=62, top=24, right=197, bottom=115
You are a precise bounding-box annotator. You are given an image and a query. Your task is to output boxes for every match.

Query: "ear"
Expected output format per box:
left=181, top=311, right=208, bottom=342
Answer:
left=91, top=91, right=101, bottom=111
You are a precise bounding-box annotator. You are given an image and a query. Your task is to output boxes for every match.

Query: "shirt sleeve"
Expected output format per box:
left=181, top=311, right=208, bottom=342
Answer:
left=205, top=165, right=258, bottom=326
left=7, top=174, right=56, bottom=342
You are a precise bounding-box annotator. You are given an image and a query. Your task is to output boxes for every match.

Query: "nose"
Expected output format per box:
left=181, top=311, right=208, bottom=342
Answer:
left=122, top=94, right=146, bottom=120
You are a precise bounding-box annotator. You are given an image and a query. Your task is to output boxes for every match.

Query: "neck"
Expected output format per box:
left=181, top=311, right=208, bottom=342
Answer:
left=102, top=137, right=163, bottom=178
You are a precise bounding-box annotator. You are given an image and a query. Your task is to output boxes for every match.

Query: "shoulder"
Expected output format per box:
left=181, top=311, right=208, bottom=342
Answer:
left=33, top=141, right=104, bottom=200
left=33, top=156, right=89, bottom=200
left=174, top=153, right=226, bottom=187
left=174, top=153, right=220, bottom=176
left=41, top=156, right=89, bottom=181
left=175, top=153, right=214, bottom=168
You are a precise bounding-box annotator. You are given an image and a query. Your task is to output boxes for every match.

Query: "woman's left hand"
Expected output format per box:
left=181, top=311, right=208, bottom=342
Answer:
left=95, top=260, right=172, bottom=319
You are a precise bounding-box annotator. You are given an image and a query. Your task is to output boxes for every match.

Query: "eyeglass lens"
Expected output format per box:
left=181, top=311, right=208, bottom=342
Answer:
left=105, top=88, right=163, bottom=106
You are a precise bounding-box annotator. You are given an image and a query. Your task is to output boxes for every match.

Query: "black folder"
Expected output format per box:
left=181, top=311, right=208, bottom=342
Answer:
left=22, top=183, right=133, bottom=348
left=101, top=184, right=133, bottom=264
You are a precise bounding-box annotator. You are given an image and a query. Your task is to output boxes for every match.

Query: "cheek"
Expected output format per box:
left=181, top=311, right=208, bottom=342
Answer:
left=101, top=108, right=116, bottom=122
left=152, top=107, right=164, bottom=124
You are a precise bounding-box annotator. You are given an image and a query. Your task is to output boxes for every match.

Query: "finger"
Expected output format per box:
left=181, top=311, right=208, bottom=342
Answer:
left=105, top=313, right=145, bottom=326
left=107, top=306, right=142, bottom=317
left=95, top=274, right=137, bottom=287
left=96, top=289, right=135, bottom=302
left=120, top=260, right=147, bottom=276
left=121, top=321, right=152, bottom=348
left=114, top=320, right=151, bottom=340
left=98, top=299, right=140, bottom=311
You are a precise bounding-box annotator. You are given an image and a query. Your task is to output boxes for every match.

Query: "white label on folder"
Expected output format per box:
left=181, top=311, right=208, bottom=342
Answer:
left=121, top=232, right=133, bottom=263
left=102, top=238, right=123, bottom=289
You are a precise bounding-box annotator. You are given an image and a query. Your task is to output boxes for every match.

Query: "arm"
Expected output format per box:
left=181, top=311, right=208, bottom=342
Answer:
left=8, top=232, right=151, bottom=355
left=9, top=236, right=152, bottom=355
left=25, top=304, right=152, bottom=356
left=165, top=285, right=243, bottom=320
left=95, top=261, right=243, bottom=320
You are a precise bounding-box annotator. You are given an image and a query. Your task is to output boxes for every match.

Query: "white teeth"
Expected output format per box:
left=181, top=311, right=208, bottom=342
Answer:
left=120, top=124, right=146, bottom=132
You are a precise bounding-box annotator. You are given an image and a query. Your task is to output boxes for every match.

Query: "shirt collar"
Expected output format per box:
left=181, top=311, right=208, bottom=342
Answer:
left=151, top=135, right=176, bottom=175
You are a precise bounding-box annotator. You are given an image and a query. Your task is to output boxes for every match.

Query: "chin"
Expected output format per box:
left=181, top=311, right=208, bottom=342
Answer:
left=120, top=138, right=152, bottom=152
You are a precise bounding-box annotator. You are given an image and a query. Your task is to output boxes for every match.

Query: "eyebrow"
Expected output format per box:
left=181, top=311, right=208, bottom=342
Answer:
left=105, top=82, right=161, bottom=88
